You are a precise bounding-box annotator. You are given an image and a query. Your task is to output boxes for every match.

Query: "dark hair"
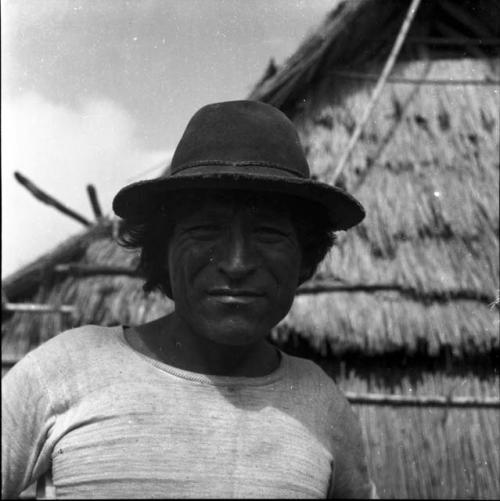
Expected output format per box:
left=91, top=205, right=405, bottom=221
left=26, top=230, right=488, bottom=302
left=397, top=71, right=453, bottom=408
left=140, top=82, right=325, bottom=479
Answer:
left=119, top=189, right=336, bottom=297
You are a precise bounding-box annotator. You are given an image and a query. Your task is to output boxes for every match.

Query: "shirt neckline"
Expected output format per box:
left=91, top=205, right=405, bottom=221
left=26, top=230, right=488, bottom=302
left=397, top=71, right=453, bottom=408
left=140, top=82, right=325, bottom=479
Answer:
left=115, top=325, right=288, bottom=387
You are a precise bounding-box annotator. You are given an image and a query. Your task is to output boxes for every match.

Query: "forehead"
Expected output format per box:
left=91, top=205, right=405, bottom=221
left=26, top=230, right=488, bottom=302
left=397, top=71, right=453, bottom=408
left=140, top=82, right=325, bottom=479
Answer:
left=172, top=189, right=294, bottom=220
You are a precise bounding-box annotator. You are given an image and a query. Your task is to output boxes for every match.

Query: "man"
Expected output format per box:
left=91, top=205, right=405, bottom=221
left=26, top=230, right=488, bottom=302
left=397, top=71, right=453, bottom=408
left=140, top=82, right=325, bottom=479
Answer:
left=2, top=100, right=376, bottom=498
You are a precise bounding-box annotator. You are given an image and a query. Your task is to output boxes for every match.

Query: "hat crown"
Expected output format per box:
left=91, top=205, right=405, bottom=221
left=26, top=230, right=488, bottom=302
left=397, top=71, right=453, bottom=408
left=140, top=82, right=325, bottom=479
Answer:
left=112, top=100, right=365, bottom=231
left=170, top=100, right=310, bottom=178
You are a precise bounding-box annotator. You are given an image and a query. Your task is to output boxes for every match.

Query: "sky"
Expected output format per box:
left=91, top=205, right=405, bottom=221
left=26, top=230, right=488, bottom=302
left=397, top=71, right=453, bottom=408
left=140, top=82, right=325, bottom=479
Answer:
left=1, top=0, right=334, bottom=278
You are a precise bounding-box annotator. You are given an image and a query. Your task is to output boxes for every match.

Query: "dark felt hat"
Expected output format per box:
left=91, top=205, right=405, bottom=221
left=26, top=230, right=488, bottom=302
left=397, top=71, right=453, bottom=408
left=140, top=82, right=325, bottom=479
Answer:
left=112, top=100, right=365, bottom=230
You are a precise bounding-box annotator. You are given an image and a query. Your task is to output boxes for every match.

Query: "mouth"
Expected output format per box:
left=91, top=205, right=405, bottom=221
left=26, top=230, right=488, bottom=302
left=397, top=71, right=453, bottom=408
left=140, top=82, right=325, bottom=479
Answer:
left=207, top=288, right=264, bottom=304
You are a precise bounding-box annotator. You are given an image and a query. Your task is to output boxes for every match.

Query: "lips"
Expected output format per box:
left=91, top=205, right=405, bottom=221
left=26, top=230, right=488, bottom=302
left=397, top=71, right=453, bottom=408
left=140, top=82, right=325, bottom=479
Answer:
left=207, top=287, right=265, bottom=304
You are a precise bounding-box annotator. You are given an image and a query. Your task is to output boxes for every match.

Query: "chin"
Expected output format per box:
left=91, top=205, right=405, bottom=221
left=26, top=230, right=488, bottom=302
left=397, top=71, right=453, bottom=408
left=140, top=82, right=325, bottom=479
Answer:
left=203, top=323, right=268, bottom=347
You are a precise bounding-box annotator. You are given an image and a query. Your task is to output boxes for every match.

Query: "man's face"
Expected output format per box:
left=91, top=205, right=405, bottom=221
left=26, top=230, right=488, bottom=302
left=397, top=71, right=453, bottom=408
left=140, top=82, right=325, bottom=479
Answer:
left=167, top=191, right=304, bottom=347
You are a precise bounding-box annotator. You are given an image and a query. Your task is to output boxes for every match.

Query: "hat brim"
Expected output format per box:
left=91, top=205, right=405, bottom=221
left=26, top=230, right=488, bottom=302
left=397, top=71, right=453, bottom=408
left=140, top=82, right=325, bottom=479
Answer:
left=112, top=173, right=365, bottom=231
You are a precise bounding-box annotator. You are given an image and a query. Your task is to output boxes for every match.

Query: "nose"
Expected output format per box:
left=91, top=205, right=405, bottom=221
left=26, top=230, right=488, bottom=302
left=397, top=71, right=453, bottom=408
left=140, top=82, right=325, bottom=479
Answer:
left=217, top=224, right=257, bottom=280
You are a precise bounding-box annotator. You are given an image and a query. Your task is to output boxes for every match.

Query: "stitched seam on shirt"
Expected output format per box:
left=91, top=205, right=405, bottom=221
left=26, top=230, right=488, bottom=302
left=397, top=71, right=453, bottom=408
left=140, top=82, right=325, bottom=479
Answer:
left=117, top=327, right=288, bottom=388
left=132, top=352, right=286, bottom=388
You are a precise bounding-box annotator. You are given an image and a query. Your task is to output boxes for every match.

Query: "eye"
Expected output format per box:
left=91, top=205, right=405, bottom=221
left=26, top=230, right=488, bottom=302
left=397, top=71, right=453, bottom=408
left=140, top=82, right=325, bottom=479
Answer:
left=185, top=224, right=223, bottom=239
left=254, top=225, right=290, bottom=242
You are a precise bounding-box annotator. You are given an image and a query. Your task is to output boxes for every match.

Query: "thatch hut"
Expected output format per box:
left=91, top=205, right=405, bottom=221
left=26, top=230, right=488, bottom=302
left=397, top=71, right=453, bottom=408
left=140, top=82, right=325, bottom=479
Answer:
left=3, top=0, right=499, bottom=498
left=248, top=0, right=500, bottom=497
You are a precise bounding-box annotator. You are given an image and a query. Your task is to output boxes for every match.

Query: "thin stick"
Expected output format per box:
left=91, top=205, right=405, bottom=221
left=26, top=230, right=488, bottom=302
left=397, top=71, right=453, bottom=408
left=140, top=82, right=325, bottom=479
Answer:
left=369, top=36, right=500, bottom=46
left=345, top=392, right=500, bottom=409
left=14, top=172, right=91, bottom=227
left=54, top=263, right=141, bottom=277
left=49, top=264, right=494, bottom=304
left=328, top=70, right=500, bottom=86
left=2, top=302, right=76, bottom=314
left=296, top=281, right=493, bottom=304
left=86, top=184, right=103, bottom=220
left=330, top=0, right=423, bottom=185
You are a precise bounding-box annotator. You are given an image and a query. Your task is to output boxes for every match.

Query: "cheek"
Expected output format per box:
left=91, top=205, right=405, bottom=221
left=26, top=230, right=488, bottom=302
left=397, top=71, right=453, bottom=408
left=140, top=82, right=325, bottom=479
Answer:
left=268, top=246, right=302, bottom=283
left=167, top=243, right=214, bottom=296
left=265, top=248, right=302, bottom=304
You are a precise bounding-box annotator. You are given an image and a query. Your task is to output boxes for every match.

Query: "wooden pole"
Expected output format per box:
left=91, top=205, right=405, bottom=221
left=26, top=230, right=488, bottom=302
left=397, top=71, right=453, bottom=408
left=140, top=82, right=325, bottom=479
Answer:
left=327, top=70, right=500, bottom=86
left=14, top=171, right=91, bottom=227
left=46, top=265, right=495, bottom=304
left=330, top=0, right=423, bottom=185
left=368, top=36, right=500, bottom=46
left=2, top=302, right=76, bottom=314
left=296, top=281, right=493, bottom=304
left=86, top=184, right=103, bottom=220
left=345, top=392, right=500, bottom=409
left=54, top=263, right=142, bottom=277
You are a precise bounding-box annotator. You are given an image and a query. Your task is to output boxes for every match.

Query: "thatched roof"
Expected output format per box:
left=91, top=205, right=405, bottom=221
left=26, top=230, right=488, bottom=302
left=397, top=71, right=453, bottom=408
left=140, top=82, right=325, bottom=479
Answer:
left=3, top=0, right=499, bottom=364
left=249, top=0, right=499, bottom=357
left=2, top=222, right=172, bottom=363
left=249, top=0, right=500, bottom=110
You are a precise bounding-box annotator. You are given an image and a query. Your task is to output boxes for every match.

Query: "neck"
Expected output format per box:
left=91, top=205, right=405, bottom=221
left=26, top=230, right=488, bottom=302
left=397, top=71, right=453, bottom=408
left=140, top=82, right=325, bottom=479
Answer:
left=138, top=314, right=280, bottom=377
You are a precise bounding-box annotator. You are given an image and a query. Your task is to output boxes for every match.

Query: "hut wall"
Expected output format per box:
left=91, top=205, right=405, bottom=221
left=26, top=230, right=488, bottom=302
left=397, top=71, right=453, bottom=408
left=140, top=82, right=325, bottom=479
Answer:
left=345, top=365, right=500, bottom=499
left=2, top=235, right=173, bottom=363
left=276, top=343, right=500, bottom=499
left=275, top=58, right=499, bottom=358
left=264, top=49, right=500, bottom=499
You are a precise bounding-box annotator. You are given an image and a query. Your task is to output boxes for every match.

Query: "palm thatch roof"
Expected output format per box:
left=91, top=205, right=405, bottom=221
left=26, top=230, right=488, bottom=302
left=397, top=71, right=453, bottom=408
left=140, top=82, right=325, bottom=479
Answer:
left=2, top=222, right=171, bottom=365
left=249, top=0, right=500, bottom=110
left=249, top=0, right=499, bottom=358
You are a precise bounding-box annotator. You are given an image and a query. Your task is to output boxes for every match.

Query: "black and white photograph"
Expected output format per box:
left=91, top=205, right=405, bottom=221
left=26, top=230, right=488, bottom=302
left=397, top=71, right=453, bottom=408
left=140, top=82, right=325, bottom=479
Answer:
left=2, top=0, right=499, bottom=498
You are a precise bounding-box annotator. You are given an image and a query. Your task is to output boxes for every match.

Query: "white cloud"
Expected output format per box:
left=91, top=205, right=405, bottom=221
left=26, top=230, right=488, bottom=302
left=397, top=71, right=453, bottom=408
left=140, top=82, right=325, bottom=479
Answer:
left=2, top=92, right=171, bottom=277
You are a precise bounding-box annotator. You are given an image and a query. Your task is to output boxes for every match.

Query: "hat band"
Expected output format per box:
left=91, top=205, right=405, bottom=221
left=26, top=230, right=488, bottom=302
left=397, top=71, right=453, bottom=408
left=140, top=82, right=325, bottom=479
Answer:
left=172, top=160, right=307, bottom=179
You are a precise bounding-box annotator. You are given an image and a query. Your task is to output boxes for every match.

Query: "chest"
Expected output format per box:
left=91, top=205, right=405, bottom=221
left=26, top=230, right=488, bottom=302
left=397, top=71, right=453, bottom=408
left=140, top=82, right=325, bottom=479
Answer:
left=49, top=384, right=333, bottom=498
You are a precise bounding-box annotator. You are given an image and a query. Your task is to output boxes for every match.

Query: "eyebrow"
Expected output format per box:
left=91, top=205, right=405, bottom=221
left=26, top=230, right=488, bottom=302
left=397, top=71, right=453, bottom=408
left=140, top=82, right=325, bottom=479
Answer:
left=248, top=204, right=291, bottom=218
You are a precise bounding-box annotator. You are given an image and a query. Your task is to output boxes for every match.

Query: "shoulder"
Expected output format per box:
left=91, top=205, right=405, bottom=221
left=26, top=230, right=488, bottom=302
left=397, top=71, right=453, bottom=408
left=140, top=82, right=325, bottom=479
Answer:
left=3, top=325, right=128, bottom=412
left=283, top=353, right=344, bottom=395
left=278, top=355, right=373, bottom=497
left=8, top=325, right=124, bottom=381
left=281, top=352, right=349, bottom=414
left=32, top=324, right=122, bottom=355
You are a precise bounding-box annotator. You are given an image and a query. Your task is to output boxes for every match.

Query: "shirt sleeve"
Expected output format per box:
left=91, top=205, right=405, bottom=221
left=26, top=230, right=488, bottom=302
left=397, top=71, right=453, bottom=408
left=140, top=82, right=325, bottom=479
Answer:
left=2, top=353, right=55, bottom=499
left=327, top=394, right=375, bottom=499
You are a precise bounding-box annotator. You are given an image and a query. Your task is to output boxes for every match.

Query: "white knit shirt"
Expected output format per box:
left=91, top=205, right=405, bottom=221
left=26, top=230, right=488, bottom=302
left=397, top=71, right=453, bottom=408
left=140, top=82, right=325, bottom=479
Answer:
left=2, top=325, right=373, bottom=498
